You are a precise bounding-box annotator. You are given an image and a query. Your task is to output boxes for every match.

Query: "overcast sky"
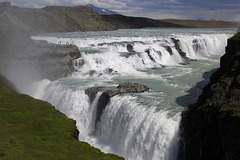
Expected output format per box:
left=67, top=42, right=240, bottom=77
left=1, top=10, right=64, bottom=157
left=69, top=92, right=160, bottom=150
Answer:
left=2, top=0, right=240, bottom=21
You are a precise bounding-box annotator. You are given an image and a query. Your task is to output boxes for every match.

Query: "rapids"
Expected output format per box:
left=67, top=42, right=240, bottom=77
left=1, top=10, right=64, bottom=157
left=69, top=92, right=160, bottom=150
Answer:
left=27, top=28, right=235, bottom=160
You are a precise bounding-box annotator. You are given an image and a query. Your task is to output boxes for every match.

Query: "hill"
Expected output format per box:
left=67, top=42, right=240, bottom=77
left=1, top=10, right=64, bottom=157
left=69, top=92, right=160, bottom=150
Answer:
left=162, top=19, right=240, bottom=28
left=102, top=14, right=184, bottom=29
left=86, top=4, right=119, bottom=15
left=0, top=75, right=123, bottom=160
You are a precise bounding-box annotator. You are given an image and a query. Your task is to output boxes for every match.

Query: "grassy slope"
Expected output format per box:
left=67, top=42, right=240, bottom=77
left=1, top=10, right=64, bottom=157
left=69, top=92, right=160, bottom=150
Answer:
left=0, top=75, right=123, bottom=160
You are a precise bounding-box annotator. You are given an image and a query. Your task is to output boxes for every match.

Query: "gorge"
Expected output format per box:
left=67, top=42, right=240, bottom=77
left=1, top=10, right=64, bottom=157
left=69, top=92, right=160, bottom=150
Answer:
left=1, top=2, right=240, bottom=160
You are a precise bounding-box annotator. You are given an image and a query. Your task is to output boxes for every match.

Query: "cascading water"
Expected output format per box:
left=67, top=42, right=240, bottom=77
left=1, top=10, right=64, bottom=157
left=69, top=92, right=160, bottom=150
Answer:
left=27, top=28, right=235, bottom=160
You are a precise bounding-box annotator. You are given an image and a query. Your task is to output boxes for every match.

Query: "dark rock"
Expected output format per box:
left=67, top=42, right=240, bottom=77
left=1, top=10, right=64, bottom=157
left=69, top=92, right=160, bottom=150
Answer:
left=105, top=68, right=114, bottom=73
left=178, top=32, right=240, bottom=160
left=171, top=38, right=191, bottom=63
left=85, top=87, right=102, bottom=103
left=26, top=40, right=81, bottom=81
left=145, top=49, right=156, bottom=62
left=89, top=70, right=97, bottom=76
left=237, top=26, right=240, bottom=33
left=117, top=82, right=149, bottom=93
left=127, top=44, right=134, bottom=52
left=164, top=46, right=173, bottom=55
left=87, top=83, right=149, bottom=126
left=95, top=92, right=111, bottom=125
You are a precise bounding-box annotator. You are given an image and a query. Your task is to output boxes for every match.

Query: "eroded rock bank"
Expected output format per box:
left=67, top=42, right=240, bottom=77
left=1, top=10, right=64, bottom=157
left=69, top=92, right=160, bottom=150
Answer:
left=0, top=40, right=81, bottom=92
left=21, top=40, right=81, bottom=81
left=178, top=31, right=240, bottom=160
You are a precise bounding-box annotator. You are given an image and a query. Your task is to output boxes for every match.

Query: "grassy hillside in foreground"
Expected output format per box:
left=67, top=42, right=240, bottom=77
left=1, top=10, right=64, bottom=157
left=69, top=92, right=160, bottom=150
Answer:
left=0, top=75, right=123, bottom=160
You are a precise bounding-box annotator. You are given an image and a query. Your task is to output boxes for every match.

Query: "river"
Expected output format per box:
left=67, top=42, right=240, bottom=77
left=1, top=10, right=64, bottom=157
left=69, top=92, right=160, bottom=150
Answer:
left=26, top=28, right=235, bottom=160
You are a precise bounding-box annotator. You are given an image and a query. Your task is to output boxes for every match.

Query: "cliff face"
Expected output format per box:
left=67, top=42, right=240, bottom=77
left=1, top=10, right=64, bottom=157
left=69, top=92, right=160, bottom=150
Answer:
left=179, top=31, right=240, bottom=160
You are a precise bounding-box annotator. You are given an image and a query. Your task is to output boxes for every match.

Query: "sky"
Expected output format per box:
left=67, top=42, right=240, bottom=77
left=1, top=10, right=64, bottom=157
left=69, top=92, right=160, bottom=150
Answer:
left=2, top=0, right=240, bottom=21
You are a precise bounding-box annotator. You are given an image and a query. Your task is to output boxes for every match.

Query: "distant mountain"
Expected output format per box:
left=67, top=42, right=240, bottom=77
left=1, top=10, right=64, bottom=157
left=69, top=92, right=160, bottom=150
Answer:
left=197, top=18, right=205, bottom=21
left=197, top=18, right=216, bottom=21
left=86, top=4, right=119, bottom=15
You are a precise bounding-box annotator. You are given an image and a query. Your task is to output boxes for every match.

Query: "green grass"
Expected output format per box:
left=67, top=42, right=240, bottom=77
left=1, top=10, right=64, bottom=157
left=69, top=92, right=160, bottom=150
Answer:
left=230, top=32, right=240, bottom=41
left=0, top=75, right=124, bottom=160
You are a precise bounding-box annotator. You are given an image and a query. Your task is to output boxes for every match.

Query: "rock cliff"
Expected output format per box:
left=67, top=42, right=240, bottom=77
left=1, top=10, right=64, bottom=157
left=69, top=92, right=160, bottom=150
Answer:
left=178, top=31, right=240, bottom=160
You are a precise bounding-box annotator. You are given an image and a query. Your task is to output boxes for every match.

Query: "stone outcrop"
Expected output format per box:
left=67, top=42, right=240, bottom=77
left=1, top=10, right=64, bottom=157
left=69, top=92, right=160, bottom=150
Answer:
left=171, top=38, right=191, bottom=63
left=127, top=44, right=134, bottom=52
left=178, top=32, right=240, bottom=160
left=28, top=41, right=81, bottom=80
left=85, top=83, right=149, bottom=125
left=0, top=40, right=81, bottom=82
left=85, top=87, right=102, bottom=103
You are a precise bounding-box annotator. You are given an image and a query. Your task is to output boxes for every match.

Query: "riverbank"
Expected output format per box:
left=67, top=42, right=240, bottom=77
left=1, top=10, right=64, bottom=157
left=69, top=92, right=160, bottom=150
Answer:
left=179, top=31, right=240, bottom=160
left=0, top=75, right=124, bottom=159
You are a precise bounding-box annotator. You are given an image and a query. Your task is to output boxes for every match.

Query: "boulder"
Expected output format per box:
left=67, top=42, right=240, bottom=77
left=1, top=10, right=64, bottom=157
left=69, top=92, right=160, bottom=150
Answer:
left=85, top=83, right=149, bottom=126
left=117, top=82, right=149, bottom=93
left=127, top=44, right=134, bottom=52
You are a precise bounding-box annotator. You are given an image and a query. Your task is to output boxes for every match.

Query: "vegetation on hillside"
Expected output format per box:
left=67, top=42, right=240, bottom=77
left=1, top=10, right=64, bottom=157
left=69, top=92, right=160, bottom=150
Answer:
left=0, top=75, right=123, bottom=160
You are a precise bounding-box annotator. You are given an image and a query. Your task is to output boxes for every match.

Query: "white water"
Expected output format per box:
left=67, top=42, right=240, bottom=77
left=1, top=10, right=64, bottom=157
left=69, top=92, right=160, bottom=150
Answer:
left=27, top=28, right=235, bottom=160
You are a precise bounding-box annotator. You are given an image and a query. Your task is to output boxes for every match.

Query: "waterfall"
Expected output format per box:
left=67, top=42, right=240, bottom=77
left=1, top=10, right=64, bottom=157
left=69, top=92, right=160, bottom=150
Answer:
left=28, top=79, right=180, bottom=160
left=32, top=32, right=231, bottom=77
left=28, top=28, right=234, bottom=160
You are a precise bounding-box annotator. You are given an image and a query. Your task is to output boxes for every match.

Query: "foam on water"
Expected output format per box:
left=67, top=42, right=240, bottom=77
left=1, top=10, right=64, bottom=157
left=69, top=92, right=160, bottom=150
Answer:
left=94, top=95, right=180, bottom=160
left=28, top=79, right=180, bottom=160
left=28, top=28, right=235, bottom=160
left=32, top=30, right=231, bottom=77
